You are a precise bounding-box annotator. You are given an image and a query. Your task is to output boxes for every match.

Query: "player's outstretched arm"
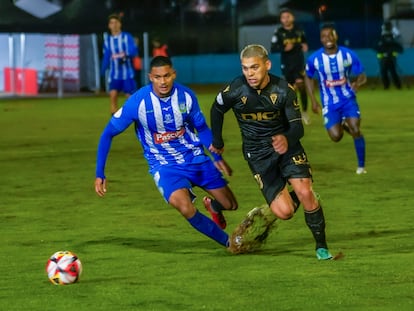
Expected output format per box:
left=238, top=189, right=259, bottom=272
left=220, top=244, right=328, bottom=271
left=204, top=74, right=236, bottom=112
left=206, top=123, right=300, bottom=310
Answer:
left=95, top=123, right=124, bottom=197
left=304, top=76, right=321, bottom=114
left=351, top=73, right=367, bottom=92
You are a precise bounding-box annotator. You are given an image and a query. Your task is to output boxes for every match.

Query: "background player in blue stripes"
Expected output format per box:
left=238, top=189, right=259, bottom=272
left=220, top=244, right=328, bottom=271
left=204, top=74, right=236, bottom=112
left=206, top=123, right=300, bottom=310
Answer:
left=304, top=23, right=367, bottom=174
left=101, top=14, right=138, bottom=115
left=95, top=56, right=238, bottom=249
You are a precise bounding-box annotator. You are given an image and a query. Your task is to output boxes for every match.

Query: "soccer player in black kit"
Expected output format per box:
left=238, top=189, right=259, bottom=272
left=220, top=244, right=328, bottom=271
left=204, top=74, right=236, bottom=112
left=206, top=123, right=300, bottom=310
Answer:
left=209, top=44, right=333, bottom=260
left=271, top=8, right=310, bottom=125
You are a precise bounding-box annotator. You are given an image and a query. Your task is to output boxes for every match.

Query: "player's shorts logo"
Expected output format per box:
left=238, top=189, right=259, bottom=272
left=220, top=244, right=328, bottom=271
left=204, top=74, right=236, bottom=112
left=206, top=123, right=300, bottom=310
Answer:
left=292, top=153, right=308, bottom=165
left=254, top=174, right=264, bottom=189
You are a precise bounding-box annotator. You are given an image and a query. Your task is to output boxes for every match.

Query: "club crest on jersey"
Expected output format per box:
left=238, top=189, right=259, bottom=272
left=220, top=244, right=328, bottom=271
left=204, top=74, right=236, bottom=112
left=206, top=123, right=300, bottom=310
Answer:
left=241, top=96, right=247, bottom=105
left=164, top=114, right=174, bottom=124
left=270, top=93, right=278, bottom=104
left=179, top=102, right=187, bottom=113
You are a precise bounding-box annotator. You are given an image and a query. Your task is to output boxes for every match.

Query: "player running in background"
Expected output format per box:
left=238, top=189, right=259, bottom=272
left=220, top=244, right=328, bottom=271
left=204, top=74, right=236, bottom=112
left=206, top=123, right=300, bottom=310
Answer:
left=95, top=56, right=238, bottom=249
left=304, top=23, right=367, bottom=174
left=271, top=8, right=310, bottom=125
left=101, top=14, right=138, bottom=114
left=210, top=44, right=333, bottom=260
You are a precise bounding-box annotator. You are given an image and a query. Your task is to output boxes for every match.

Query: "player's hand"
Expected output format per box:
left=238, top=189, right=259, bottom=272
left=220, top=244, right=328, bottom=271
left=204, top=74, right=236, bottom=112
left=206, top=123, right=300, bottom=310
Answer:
left=95, top=178, right=107, bottom=197
left=284, top=42, right=294, bottom=52
left=351, top=82, right=360, bottom=92
left=209, top=144, right=224, bottom=155
left=214, top=159, right=233, bottom=177
left=271, top=134, right=288, bottom=154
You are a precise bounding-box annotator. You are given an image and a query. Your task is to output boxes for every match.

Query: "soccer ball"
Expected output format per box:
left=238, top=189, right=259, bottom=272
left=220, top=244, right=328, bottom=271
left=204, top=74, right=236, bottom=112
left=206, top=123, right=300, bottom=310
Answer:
left=46, top=251, right=82, bottom=285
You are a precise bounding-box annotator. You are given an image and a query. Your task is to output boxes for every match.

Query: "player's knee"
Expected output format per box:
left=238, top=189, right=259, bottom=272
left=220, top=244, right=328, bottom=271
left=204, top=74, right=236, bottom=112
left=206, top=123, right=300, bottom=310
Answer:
left=296, top=189, right=318, bottom=211
left=270, top=204, right=294, bottom=220
left=223, top=199, right=238, bottom=211
left=278, top=210, right=294, bottom=220
left=329, top=132, right=343, bottom=142
left=348, top=127, right=361, bottom=138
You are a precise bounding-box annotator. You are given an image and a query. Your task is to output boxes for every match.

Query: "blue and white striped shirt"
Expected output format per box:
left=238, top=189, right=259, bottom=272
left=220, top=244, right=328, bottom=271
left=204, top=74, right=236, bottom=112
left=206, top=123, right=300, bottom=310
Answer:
left=101, top=31, right=137, bottom=81
left=104, top=83, right=216, bottom=173
left=306, top=46, right=364, bottom=106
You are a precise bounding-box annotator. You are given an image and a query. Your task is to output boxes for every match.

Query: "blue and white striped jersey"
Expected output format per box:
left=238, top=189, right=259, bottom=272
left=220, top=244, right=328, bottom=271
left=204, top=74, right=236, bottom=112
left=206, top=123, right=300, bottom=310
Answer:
left=305, top=46, right=364, bottom=106
left=110, top=83, right=214, bottom=172
left=101, top=31, right=137, bottom=81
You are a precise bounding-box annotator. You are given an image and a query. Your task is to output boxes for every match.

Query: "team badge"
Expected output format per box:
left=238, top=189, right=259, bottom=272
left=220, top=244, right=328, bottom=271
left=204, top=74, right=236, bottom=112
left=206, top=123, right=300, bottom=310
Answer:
left=292, top=153, right=308, bottom=165
left=270, top=93, right=278, bottom=104
left=179, top=102, right=187, bottom=113
left=241, top=96, right=247, bottom=105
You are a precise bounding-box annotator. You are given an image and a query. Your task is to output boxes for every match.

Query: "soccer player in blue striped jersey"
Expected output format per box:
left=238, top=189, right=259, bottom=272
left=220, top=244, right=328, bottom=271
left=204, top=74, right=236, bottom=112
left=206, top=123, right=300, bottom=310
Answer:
left=95, top=56, right=238, bottom=249
left=101, top=14, right=138, bottom=114
left=305, top=24, right=367, bottom=174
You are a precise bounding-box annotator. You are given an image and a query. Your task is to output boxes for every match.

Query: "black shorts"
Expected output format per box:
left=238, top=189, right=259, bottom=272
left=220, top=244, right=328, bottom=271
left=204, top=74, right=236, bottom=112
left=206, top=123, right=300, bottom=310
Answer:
left=245, top=144, right=312, bottom=205
left=281, top=64, right=305, bottom=85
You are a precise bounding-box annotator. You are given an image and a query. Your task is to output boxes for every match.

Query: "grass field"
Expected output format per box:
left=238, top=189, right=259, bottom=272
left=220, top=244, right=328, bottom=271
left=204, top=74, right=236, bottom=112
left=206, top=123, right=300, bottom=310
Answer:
left=1, top=87, right=413, bottom=311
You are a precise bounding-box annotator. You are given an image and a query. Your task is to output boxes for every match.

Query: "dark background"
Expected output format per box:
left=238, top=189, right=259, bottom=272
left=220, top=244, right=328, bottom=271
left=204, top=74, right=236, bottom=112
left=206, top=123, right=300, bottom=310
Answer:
left=0, top=0, right=399, bottom=54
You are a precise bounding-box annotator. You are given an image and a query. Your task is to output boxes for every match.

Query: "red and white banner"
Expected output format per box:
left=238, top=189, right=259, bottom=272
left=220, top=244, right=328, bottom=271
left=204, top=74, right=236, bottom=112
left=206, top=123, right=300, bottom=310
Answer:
left=44, top=34, right=79, bottom=91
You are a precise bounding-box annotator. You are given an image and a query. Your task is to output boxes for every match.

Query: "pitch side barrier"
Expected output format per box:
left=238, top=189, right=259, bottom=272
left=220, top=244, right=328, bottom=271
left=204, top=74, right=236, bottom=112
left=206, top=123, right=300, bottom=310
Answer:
left=172, top=48, right=414, bottom=85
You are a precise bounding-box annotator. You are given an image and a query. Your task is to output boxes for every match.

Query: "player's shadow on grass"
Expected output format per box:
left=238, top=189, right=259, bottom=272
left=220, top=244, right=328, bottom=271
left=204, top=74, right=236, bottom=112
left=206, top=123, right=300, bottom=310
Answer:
left=77, top=236, right=220, bottom=255
left=329, top=228, right=413, bottom=252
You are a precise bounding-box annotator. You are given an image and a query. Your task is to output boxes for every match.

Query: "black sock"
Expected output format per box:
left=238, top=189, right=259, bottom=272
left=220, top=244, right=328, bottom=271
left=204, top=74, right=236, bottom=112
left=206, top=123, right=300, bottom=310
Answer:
left=211, top=199, right=224, bottom=212
left=304, top=205, right=328, bottom=250
left=299, top=88, right=308, bottom=111
left=289, top=191, right=300, bottom=213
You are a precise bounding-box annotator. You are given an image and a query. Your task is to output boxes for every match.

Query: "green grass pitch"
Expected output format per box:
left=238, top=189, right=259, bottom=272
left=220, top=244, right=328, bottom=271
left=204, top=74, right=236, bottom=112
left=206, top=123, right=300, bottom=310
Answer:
left=1, top=87, right=413, bottom=310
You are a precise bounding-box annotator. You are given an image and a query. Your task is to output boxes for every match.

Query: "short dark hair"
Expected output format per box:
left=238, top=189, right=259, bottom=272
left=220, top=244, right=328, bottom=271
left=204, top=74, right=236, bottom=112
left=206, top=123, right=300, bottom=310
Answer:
left=320, top=22, right=336, bottom=31
left=279, top=8, right=293, bottom=19
left=108, top=13, right=121, bottom=22
left=150, top=56, right=172, bottom=69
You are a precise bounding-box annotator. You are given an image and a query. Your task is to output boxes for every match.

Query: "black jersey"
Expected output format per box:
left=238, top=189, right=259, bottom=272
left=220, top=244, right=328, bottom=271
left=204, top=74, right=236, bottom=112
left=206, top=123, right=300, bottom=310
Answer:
left=270, top=25, right=306, bottom=69
left=211, top=74, right=304, bottom=160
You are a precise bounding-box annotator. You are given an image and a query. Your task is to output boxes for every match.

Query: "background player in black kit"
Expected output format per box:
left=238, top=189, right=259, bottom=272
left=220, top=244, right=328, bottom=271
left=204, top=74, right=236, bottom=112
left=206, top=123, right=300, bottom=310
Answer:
left=209, top=44, right=333, bottom=260
left=271, top=8, right=310, bottom=125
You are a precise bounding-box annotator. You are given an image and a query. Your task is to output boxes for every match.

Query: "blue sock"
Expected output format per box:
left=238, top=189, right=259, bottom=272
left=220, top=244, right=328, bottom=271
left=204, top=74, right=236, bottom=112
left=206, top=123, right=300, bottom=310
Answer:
left=354, top=135, right=366, bottom=167
left=188, top=210, right=229, bottom=247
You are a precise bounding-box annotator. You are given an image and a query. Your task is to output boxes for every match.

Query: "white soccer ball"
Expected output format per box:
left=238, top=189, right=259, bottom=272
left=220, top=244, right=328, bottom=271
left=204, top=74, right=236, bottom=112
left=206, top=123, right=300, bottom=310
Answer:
left=45, top=251, right=82, bottom=285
